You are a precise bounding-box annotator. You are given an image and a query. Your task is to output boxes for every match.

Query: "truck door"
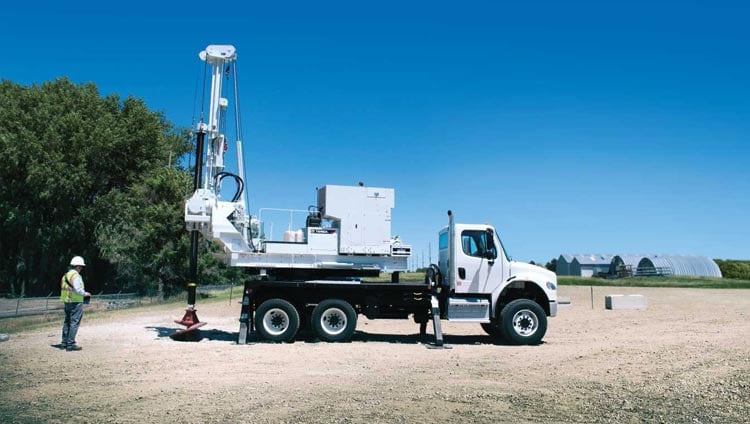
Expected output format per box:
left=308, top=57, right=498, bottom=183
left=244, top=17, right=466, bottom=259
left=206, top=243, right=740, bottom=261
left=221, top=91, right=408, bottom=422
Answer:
left=454, top=229, right=502, bottom=294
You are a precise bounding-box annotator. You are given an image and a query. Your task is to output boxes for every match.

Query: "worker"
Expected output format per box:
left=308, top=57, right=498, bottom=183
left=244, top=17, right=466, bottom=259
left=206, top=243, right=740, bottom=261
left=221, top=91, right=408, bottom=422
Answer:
left=59, top=256, right=91, bottom=351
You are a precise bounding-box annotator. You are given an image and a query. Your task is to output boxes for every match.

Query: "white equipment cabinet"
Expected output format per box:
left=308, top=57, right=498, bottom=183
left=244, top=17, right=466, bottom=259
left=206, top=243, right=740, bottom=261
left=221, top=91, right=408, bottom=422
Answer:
left=318, top=185, right=394, bottom=255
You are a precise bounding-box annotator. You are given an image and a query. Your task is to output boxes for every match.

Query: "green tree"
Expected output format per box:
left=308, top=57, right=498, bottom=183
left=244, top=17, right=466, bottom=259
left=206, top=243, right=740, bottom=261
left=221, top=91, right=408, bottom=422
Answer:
left=93, top=168, right=190, bottom=296
left=545, top=258, right=557, bottom=272
left=715, top=260, right=750, bottom=280
left=0, top=78, right=199, bottom=296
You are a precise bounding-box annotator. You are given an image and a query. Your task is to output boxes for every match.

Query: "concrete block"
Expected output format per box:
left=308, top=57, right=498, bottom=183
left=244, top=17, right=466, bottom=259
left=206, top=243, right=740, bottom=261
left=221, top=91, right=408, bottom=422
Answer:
left=605, top=294, right=647, bottom=310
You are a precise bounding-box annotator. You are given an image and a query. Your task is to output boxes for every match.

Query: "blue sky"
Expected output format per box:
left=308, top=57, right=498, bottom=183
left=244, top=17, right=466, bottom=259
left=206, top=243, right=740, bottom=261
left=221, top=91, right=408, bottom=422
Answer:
left=2, top=1, right=748, bottom=264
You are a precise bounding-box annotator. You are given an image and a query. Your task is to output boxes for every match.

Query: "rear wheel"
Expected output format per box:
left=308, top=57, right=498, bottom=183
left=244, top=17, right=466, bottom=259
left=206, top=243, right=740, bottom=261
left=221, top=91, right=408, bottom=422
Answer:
left=311, top=299, right=357, bottom=342
left=500, top=299, right=547, bottom=345
left=255, top=298, right=300, bottom=343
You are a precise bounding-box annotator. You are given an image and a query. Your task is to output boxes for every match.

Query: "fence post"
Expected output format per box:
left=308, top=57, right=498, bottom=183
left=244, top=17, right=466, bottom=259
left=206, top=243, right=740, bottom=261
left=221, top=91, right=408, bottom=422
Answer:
left=46, top=292, right=53, bottom=311
left=16, top=296, right=22, bottom=317
left=229, top=282, right=234, bottom=306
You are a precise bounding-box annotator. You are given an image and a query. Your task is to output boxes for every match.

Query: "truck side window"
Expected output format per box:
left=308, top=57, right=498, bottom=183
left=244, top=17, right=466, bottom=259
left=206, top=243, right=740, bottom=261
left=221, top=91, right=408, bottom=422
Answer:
left=461, top=231, right=487, bottom=258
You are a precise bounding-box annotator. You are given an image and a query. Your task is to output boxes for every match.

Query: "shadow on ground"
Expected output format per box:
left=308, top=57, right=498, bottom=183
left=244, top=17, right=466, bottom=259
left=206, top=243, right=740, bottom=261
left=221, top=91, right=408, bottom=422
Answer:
left=350, top=331, right=520, bottom=346
left=146, top=326, right=239, bottom=342
left=145, top=326, right=531, bottom=346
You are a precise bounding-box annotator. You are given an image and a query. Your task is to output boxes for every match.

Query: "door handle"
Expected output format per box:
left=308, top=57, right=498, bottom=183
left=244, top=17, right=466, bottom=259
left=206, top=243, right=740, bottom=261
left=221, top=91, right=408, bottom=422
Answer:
left=458, top=267, right=466, bottom=279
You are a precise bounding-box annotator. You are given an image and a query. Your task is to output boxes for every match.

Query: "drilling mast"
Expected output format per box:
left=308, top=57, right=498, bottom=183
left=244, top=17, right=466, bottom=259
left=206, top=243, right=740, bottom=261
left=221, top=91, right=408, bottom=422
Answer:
left=173, top=45, right=246, bottom=339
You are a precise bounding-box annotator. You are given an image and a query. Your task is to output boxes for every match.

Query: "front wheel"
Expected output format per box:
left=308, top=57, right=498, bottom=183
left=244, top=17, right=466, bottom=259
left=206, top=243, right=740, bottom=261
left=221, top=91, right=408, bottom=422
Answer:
left=255, top=298, right=300, bottom=343
left=311, top=299, right=357, bottom=342
left=500, top=299, right=547, bottom=345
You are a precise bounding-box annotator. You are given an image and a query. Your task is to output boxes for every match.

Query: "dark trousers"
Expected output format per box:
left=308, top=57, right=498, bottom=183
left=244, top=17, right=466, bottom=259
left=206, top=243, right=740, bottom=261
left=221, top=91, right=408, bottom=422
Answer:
left=62, top=302, right=83, bottom=347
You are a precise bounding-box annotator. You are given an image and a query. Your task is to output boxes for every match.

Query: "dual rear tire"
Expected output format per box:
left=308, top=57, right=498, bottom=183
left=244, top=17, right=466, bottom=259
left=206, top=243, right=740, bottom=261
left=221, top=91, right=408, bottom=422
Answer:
left=255, top=298, right=300, bottom=343
left=254, top=298, right=357, bottom=343
left=311, top=299, right=357, bottom=342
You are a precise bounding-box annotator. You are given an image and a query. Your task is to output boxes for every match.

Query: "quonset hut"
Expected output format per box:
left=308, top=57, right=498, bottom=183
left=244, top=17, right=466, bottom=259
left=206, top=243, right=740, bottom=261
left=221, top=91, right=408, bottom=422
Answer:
left=557, top=253, right=722, bottom=278
left=636, top=255, right=722, bottom=278
left=609, top=255, right=643, bottom=277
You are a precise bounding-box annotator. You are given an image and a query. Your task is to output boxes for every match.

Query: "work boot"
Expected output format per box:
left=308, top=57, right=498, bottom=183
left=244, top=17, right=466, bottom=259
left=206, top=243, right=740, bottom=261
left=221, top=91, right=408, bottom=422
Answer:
left=66, top=345, right=82, bottom=351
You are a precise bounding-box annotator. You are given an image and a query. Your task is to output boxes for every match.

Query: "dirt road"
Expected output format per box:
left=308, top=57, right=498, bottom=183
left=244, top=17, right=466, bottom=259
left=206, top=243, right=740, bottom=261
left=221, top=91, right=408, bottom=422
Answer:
left=1, top=286, right=748, bottom=423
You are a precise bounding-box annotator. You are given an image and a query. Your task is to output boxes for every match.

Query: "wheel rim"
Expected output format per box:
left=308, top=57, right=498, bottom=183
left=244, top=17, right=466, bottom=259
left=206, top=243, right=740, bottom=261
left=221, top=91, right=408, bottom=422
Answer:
left=263, top=308, right=290, bottom=336
left=319, top=307, right=347, bottom=336
left=512, top=309, right=538, bottom=337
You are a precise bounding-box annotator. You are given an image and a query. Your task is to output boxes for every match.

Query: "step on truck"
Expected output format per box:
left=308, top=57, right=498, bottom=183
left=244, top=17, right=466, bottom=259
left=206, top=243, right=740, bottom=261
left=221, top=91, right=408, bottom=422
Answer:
left=173, top=44, right=557, bottom=344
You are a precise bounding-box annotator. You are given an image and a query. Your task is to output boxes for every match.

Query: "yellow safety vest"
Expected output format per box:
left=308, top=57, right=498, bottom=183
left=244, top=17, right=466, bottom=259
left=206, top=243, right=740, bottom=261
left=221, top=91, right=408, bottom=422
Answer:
left=60, top=270, right=84, bottom=303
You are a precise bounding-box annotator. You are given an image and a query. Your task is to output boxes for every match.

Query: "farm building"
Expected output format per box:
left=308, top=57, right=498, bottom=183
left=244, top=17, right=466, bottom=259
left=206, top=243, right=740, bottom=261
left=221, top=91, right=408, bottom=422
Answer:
left=636, top=255, right=722, bottom=278
left=609, top=254, right=644, bottom=277
left=557, top=253, right=722, bottom=278
left=556, top=254, right=575, bottom=276
left=563, top=254, right=614, bottom=277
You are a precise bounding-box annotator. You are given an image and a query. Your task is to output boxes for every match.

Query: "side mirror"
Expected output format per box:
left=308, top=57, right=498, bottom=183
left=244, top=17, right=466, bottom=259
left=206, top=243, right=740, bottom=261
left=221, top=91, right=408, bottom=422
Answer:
left=485, top=229, right=497, bottom=260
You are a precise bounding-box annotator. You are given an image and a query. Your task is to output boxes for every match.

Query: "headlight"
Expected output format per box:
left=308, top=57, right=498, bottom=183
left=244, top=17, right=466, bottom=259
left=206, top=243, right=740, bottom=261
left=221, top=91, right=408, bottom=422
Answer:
left=546, top=281, right=557, bottom=291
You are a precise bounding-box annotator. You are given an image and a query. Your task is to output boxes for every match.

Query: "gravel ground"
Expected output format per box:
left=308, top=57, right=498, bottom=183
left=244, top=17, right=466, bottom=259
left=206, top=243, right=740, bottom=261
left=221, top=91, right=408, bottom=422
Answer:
left=0, top=285, right=748, bottom=423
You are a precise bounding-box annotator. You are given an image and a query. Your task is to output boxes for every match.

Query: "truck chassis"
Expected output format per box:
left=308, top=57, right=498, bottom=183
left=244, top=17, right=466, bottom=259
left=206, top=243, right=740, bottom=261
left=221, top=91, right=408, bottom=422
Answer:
left=238, top=279, right=443, bottom=344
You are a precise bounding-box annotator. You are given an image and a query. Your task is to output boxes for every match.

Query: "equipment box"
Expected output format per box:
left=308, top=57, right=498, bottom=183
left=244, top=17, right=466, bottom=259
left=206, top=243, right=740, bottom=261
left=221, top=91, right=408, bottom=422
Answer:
left=318, top=185, right=394, bottom=255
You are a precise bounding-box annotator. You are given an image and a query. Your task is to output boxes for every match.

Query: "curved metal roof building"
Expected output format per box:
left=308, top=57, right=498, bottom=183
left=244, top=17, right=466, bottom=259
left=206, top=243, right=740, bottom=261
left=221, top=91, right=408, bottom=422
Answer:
left=636, top=255, right=722, bottom=278
left=609, top=255, right=643, bottom=275
left=558, top=253, right=722, bottom=278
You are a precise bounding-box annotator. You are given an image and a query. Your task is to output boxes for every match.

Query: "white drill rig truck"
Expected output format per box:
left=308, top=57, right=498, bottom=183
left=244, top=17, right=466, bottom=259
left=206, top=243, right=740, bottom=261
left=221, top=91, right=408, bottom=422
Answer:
left=174, top=44, right=558, bottom=346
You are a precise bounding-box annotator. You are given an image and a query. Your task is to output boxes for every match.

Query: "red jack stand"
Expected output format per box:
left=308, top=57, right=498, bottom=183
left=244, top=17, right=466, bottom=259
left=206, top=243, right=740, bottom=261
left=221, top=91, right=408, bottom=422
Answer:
left=170, top=308, right=206, bottom=341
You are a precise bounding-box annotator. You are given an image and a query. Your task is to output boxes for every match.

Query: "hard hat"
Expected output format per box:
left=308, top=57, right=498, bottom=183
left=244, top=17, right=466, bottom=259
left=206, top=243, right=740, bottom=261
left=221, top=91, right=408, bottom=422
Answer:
left=70, top=256, right=86, bottom=267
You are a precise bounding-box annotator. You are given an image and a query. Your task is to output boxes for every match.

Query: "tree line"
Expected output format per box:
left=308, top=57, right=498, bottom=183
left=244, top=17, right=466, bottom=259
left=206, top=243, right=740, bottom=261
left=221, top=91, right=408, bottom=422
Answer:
left=714, top=260, right=750, bottom=280
left=0, top=79, right=242, bottom=298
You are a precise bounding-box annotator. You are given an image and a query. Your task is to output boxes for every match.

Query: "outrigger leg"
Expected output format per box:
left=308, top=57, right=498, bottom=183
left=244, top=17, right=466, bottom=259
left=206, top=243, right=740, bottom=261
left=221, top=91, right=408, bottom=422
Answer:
left=426, top=295, right=450, bottom=349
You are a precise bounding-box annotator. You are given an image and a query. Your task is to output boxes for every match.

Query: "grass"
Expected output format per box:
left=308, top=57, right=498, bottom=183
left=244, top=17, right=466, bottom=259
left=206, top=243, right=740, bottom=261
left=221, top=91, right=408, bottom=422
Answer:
left=0, top=313, right=62, bottom=335
left=558, top=275, right=750, bottom=289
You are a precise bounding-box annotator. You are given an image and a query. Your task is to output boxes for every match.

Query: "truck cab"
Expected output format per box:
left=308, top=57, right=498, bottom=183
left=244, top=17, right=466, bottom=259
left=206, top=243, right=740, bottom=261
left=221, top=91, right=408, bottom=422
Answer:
left=435, top=212, right=558, bottom=344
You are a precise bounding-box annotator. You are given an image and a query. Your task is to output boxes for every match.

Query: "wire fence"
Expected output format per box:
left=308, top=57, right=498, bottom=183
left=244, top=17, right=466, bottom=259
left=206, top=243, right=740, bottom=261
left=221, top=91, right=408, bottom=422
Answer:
left=0, top=284, right=238, bottom=319
left=0, top=292, right=147, bottom=319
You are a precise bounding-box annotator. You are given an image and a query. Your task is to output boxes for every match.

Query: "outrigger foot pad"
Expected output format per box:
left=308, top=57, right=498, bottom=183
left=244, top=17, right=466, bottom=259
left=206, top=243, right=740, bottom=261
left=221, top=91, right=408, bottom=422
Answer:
left=170, top=308, right=207, bottom=341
